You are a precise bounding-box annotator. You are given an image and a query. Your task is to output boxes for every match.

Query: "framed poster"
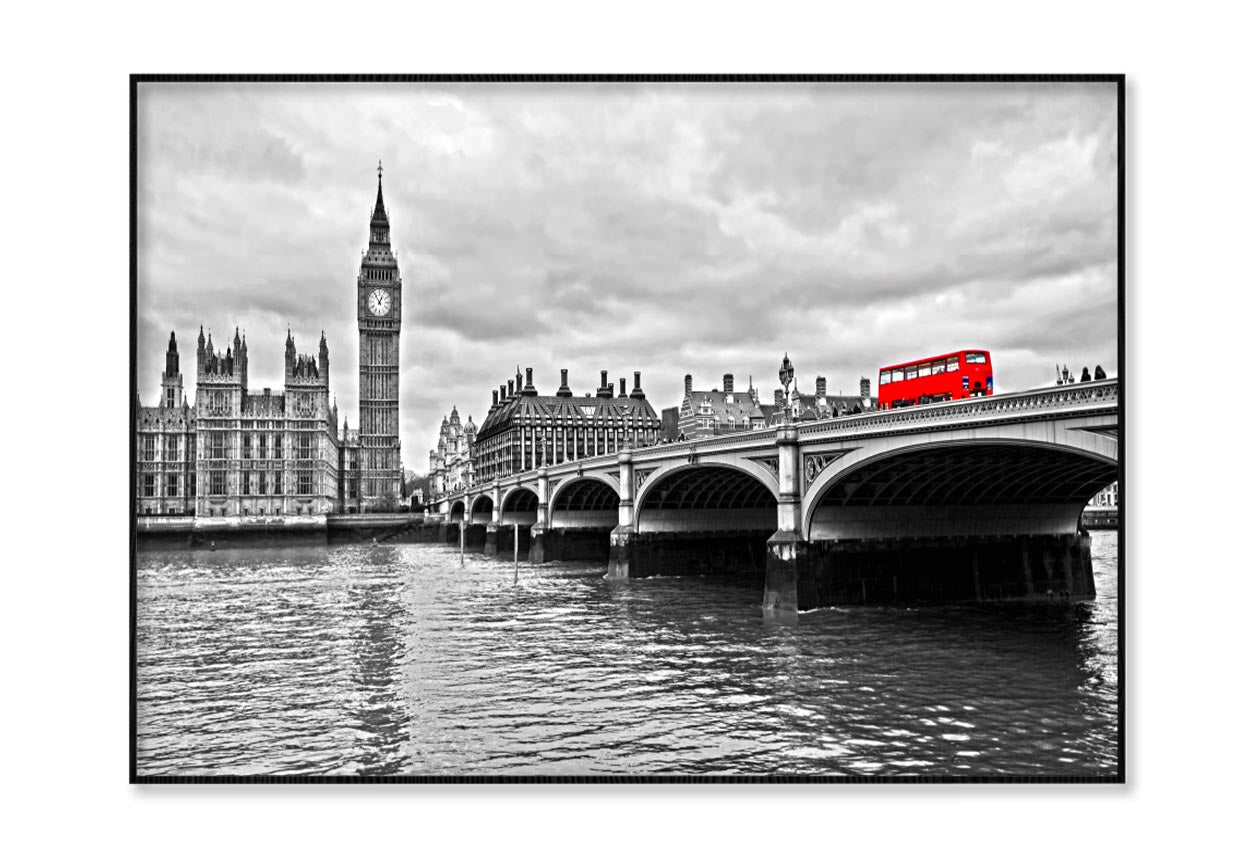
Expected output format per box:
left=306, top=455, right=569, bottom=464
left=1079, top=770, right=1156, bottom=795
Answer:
left=132, top=74, right=1123, bottom=782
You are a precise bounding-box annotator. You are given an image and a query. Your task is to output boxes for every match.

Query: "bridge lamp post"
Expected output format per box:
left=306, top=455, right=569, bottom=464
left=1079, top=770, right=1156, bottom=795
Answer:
left=779, top=353, right=795, bottom=425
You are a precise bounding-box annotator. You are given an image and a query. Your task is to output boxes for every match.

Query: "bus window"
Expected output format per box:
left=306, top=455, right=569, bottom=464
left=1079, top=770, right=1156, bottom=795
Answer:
left=965, top=352, right=987, bottom=364
left=918, top=362, right=932, bottom=377
left=879, top=369, right=891, bottom=385
left=932, top=360, right=945, bottom=374
left=904, top=367, right=917, bottom=380
left=892, top=368, right=904, bottom=383
left=946, top=356, right=959, bottom=372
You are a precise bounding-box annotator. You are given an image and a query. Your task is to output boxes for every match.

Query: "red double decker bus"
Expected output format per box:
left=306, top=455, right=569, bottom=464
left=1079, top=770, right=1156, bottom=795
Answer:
left=877, top=350, right=993, bottom=409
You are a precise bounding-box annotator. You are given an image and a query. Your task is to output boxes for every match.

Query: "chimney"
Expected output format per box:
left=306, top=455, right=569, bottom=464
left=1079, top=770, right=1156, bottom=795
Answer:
left=723, top=373, right=734, bottom=394
left=508, top=379, right=515, bottom=398
left=499, top=384, right=507, bottom=404
left=774, top=388, right=785, bottom=407
left=860, top=377, right=871, bottom=398
left=619, top=377, right=627, bottom=397
left=630, top=371, right=645, bottom=399
left=557, top=368, right=572, bottom=397
left=492, top=389, right=499, bottom=408
left=601, top=369, right=608, bottom=389
left=597, top=369, right=613, bottom=398
left=523, top=367, right=536, bottom=395
left=816, top=376, right=827, bottom=398
left=684, top=374, right=693, bottom=395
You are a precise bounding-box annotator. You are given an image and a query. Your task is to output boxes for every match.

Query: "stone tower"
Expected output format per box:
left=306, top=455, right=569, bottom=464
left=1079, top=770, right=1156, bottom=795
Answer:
left=160, top=331, right=184, bottom=409
left=356, top=161, right=403, bottom=509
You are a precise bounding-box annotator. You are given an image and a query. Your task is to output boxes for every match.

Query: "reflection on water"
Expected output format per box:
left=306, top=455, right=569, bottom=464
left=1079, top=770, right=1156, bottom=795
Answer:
left=136, top=531, right=1119, bottom=776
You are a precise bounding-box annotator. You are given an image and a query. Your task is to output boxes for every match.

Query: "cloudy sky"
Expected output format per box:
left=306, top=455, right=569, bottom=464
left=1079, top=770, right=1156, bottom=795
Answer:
left=136, top=80, right=1118, bottom=471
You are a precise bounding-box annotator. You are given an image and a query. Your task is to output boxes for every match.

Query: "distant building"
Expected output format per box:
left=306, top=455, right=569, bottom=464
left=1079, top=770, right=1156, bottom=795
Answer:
left=660, top=406, right=680, bottom=442
left=134, top=167, right=406, bottom=518
left=134, top=333, right=198, bottom=516
left=428, top=407, right=477, bottom=497
left=1087, top=482, right=1118, bottom=509
left=136, top=327, right=349, bottom=517
left=675, top=372, right=876, bottom=437
left=764, top=374, right=876, bottom=425
left=472, top=367, right=661, bottom=483
left=677, top=373, right=767, bottom=438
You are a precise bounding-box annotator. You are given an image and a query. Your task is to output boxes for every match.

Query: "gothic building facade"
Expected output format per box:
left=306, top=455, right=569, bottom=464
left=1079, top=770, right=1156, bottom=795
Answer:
left=427, top=406, right=477, bottom=498
left=135, top=167, right=405, bottom=518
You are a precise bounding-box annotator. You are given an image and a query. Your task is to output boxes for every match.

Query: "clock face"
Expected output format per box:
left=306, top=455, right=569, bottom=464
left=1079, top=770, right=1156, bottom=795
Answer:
left=368, top=288, right=392, bottom=316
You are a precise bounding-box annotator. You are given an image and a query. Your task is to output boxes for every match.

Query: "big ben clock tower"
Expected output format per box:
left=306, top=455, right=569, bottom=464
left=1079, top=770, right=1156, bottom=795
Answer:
left=357, top=161, right=402, bottom=509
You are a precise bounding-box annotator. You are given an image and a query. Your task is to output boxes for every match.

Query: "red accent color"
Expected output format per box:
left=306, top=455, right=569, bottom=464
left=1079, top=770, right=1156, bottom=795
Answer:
left=877, top=350, right=994, bottom=409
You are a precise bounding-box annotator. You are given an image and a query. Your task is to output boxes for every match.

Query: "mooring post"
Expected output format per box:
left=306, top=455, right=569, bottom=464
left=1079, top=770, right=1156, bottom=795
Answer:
left=460, top=519, right=465, bottom=564
left=514, top=522, right=519, bottom=584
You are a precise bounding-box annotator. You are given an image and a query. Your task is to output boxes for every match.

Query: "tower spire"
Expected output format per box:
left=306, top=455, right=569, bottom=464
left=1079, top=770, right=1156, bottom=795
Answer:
left=372, top=159, right=387, bottom=224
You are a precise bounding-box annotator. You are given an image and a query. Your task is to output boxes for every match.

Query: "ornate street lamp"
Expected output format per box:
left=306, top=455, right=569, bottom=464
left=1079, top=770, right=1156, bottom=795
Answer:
left=778, top=353, right=795, bottom=425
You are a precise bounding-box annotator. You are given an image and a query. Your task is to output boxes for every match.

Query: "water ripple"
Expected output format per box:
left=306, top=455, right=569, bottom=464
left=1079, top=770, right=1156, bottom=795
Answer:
left=136, top=532, right=1119, bottom=776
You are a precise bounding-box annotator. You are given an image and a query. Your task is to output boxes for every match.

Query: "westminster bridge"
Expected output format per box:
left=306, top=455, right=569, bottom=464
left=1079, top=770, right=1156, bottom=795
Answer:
left=429, top=379, right=1119, bottom=612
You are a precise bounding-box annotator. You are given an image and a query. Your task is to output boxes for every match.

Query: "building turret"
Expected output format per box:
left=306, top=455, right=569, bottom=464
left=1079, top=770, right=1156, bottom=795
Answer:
left=816, top=376, right=827, bottom=398
left=161, top=331, right=184, bottom=408
left=285, top=328, right=296, bottom=376
left=318, top=330, right=329, bottom=378
left=859, top=377, right=871, bottom=398
left=723, top=373, right=734, bottom=394
left=684, top=374, right=693, bottom=396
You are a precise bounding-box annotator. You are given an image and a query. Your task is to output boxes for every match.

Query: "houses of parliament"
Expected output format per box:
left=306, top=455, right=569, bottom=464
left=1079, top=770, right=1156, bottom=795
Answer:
left=135, top=165, right=405, bottom=518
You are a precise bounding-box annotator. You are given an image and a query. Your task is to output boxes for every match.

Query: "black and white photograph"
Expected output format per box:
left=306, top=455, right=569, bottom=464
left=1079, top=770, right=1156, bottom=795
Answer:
left=131, top=76, right=1122, bottom=780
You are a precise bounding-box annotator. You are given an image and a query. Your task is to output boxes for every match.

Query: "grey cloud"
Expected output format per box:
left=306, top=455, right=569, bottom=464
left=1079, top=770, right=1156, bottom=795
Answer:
left=137, top=81, right=1119, bottom=469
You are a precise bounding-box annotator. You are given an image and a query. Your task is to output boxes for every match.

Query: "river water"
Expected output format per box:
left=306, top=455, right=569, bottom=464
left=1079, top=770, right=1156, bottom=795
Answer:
left=135, top=531, right=1119, bottom=777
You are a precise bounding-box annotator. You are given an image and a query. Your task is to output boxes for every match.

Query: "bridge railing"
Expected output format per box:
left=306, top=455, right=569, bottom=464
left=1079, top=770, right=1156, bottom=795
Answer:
left=439, top=380, right=1118, bottom=500
left=796, top=379, right=1119, bottom=439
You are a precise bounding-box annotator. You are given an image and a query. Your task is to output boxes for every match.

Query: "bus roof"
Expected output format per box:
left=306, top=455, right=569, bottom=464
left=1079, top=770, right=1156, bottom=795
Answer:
left=878, top=350, right=990, bottom=372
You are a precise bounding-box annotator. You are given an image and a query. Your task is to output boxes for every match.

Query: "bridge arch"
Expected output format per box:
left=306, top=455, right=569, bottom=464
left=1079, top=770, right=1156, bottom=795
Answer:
left=469, top=494, right=494, bottom=524
left=448, top=499, right=466, bottom=521
left=501, top=484, right=540, bottom=525
left=635, top=461, right=778, bottom=534
left=549, top=474, right=620, bottom=529
left=802, top=438, right=1117, bottom=541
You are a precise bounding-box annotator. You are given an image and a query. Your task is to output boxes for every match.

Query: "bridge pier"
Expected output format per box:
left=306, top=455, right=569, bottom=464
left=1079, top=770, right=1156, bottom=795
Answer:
left=483, top=523, right=501, bottom=556
left=764, top=532, right=1095, bottom=611
left=528, top=467, right=551, bottom=563
left=612, top=530, right=769, bottom=579
left=608, top=450, right=636, bottom=579
left=532, top=527, right=611, bottom=563
left=464, top=523, right=487, bottom=551
left=438, top=522, right=460, bottom=544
